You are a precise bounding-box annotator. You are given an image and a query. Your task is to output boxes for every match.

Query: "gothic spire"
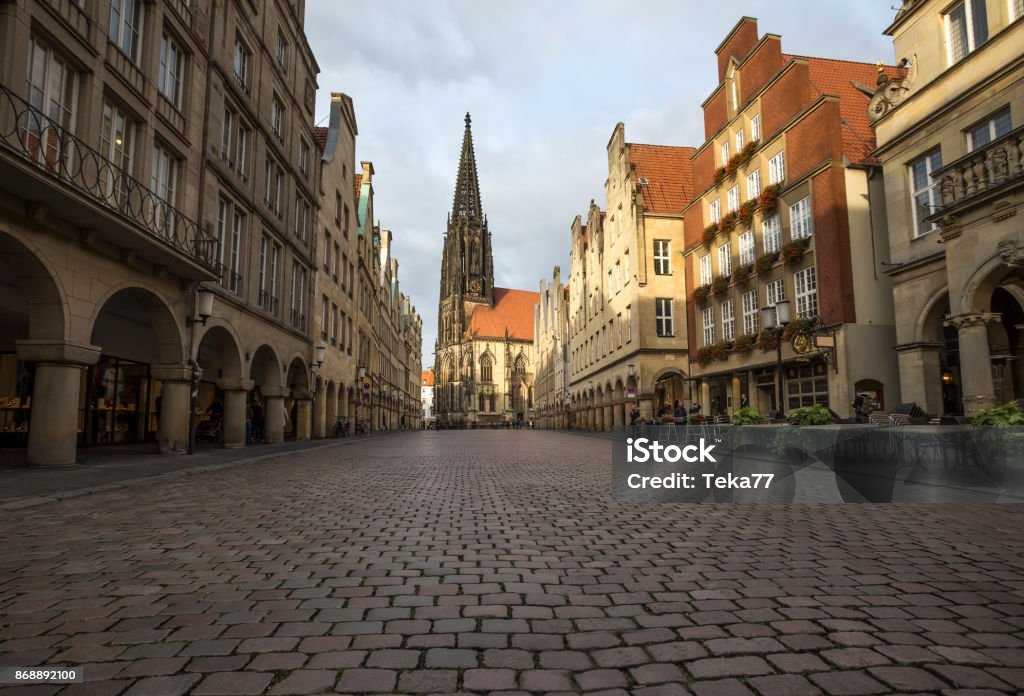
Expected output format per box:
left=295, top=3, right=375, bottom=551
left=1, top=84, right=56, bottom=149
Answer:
left=452, top=113, right=483, bottom=222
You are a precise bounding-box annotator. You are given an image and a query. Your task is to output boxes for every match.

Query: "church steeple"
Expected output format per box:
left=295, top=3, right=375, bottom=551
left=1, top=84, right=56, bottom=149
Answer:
left=452, top=113, right=483, bottom=222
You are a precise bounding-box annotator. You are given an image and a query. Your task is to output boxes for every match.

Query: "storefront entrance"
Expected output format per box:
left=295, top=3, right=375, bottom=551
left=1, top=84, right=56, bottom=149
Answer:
left=84, top=356, right=158, bottom=446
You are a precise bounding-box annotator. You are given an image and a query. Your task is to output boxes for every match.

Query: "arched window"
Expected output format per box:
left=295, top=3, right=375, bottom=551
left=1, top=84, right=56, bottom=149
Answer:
left=480, top=353, right=493, bottom=383
left=479, top=393, right=486, bottom=412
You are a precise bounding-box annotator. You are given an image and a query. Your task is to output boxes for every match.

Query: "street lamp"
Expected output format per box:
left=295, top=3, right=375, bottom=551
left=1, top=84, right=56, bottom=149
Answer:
left=760, top=299, right=792, bottom=415
left=187, top=288, right=215, bottom=326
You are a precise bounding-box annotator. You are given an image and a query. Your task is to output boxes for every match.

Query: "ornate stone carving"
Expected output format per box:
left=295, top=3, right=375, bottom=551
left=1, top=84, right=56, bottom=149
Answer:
left=867, top=56, right=915, bottom=124
left=943, top=312, right=1001, bottom=330
left=998, top=238, right=1024, bottom=268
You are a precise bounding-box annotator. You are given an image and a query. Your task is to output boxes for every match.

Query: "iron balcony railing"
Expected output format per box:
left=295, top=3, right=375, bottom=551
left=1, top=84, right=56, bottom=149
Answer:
left=258, top=290, right=279, bottom=314
left=290, top=309, right=306, bottom=331
left=0, top=84, right=219, bottom=273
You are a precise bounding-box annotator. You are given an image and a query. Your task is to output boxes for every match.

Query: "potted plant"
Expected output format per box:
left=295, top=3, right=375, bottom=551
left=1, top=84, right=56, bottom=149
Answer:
left=693, top=284, right=712, bottom=304
left=732, top=406, right=765, bottom=425
left=754, top=252, right=777, bottom=275
left=710, top=341, right=732, bottom=362
left=780, top=238, right=809, bottom=264
left=713, top=167, right=727, bottom=186
left=758, top=183, right=780, bottom=212
left=738, top=199, right=759, bottom=227
left=720, top=212, right=738, bottom=234
left=711, top=275, right=731, bottom=296
left=733, top=334, right=756, bottom=354
left=757, top=327, right=777, bottom=351
left=732, top=265, right=752, bottom=285
left=703, top=224, right=718, bottom=247
left=695, top=346, right=714, bottom=367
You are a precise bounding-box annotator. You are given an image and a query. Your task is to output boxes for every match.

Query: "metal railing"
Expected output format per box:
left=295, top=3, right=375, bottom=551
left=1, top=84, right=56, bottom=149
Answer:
left=0, top=85, right=219, bottom=273
left=258, top=290, right=279, bottom=314
left=290, top=309, right=306, bottom=331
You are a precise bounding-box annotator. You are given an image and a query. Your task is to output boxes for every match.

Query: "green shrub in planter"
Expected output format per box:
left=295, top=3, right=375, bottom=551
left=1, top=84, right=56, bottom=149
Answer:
left=785, top=403, right=836, bottom=425
left=732, top=406, right=765, bottom=425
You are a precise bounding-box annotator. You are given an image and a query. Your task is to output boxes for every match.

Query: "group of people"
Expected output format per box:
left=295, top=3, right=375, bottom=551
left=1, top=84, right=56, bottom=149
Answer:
left=629, top=399, right=702, bottom=425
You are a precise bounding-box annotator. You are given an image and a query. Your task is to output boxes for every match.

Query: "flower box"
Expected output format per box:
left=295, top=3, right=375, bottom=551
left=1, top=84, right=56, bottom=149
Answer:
left=703, top=224, right=718, bottom=247
left=711, top=275, right=731, bottom=296
left=738, top=199, right=759, bottom=227
left=757, top=328, right=778, bottom=352
left=719, top=212, right=738, bottom=234
left=754, top=252, right=778, bottom=275
left=781, top=238, right=809, bottom=264
left=733, top=334, right=756, bottom=354
left=758, top=183, right=780, bottom=212
left=732, top=265, right=752, bottom=285
left=713, top=167, right=727, bottom=186
left=693, top=284, right=712, bottom=304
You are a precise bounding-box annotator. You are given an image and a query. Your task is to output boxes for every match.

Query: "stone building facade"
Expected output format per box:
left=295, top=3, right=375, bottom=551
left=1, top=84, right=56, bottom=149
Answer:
left=533, top=267, right=570, bottom=429
left=871, top=0, right=1024, bottom=417
left=565, top=125, right=696, bottom=431
left=0, top=0, right=420, bottom=466
left=681, top=17, right=901, bottom=418
left=434, top=115, right=537, bottom=428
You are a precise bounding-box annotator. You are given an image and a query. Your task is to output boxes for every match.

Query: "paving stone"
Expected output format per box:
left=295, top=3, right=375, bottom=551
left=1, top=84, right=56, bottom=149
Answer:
left=631, top=662, right=685, bottom=684
left=746, top=674, right=822, bottom=696
left=425, top=647, right=478, bottom=668
left=396, top=669, right=459, bottom=693
left=334, top=668, right=398, bottom=693
left=268, top=669, right=338, bottom=694
left=192, top=672, right=273, bottom=695
left=462, top=668, right=518, bottom=691
left=809, top=670, right=889, bottom=695
left=866, top=665, right=948, bottom=692
left=122, top=674, right=200, bottom=696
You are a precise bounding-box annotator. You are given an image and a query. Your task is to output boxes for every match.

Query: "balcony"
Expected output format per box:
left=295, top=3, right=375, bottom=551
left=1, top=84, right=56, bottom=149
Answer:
left=928, top=125, right=1024, bottom=224
left=258, top=290, right=279, bottom=315
left=0, top=85, right=218, bottom=279
left=215, top=263, right=243, bottom=296
left=290, top=309, right=306, bottom=332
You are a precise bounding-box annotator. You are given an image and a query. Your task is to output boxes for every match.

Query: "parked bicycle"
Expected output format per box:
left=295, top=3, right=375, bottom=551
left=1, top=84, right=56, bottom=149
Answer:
left=331, top=416, right=350, bottom=438
left=355, top=418, right=369, bottom=436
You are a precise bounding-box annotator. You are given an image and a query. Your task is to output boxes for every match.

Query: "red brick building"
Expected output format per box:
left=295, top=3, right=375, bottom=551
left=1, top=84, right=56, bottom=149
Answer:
left=681, top=17, right=903, bottom=417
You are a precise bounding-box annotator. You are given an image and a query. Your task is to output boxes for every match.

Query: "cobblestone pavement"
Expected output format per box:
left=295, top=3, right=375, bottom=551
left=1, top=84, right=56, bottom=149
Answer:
left=2, top=430, right=1024, bottom=695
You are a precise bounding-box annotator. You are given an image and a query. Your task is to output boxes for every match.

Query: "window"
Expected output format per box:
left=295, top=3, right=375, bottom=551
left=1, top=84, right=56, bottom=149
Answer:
left=331, top=304, right=339, bottom=345
left=967, top=107, right=1012, bottom=151
left=790, top=196, right=813, bottom=240
left=946, top=0, right=988, bottom=64
left=768, top=151, right=786, bottom=185
left=727, top=186, right=740, bottom=213
left=787, top=363, right=830, bottom=410
left=742, top=289, right=759, bottom=335
left=763, top=213, right=781, bottom=254
left=264, top=159, right=281, bottom=213
left=294, top=196, right=310, bottom=243
left=739, top=230, right=755, bottom=266
left=299, top=138, right=310, bottom=176
left=24, top=37, right=78, bottom=147
left=221, top=107, right=235, bottom=163
left=719, top=242, right=733, bottom=277
left=99, top=101, right=134, bottom=206
left=766, top=278, right=785, bottom=307
left=735, top=130, right=744, bottom=151
left=653, top=240, right=671, bottom=275
left=700, top=254, right=712, bottom=286
left=615, top=261, right=621, bottom=292
left=624, top=251, right=630, bottom=284
left=702, top=307, right=715, bottom=346
left=656, top=299, right=673, bottom=337
left=617, top=313, right=623, bottom=347
left=1014, top=0, right=1024, bottom=19
left=626, top=305, right=632, bottom=342
left=909, top=148, right=942, bottom=238
left=290, top=262, right=306, bottom=329
left=323, top=233, right=332, bottom=273
left=747, top=170, right=761, bottom=199
left=236, top=123, right=249, bottom=178
left=276, top=30, right=288, bottom=70
left=751, top=114, right=761, bottom=142
left=334, top=245, right=341, bottom=281
left=151, top=144, right=178, bottom=235
left=321, top=296, right=329, bottom=341
left=215, top=198, right=243, bottom=295
left=347, top=316, right=353, bottom=352
left=722, top=299, right=736, bottom=341
left=233, top=37, right=251, bottom=89
left=795, top=266, right=818, bottom=318
left=721, top=141, right=729, bottom=165
left=108, top=0, right=142, bottom=62
left=158, top=33, right=184, bottom=108
left=271, top=96, right=284, bottom=138
left=709, top=199, right=721, bottom=224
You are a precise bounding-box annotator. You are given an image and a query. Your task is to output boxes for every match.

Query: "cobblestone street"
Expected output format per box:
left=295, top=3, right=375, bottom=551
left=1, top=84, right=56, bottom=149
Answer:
left=2, top=431, right=1024, bottom=695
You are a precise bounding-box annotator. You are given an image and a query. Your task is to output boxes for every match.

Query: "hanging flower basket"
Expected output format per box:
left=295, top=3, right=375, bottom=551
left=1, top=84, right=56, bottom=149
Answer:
left=733, top=334, right=756, bottom=354
left=695, top=347, right=714, bottom=367
left=693, top=284, right=712, bottom=304
left=719, top=212, right=738, bottom=234
left=709, top=341, right=732, bottom=362
left=758, top=183, right=781, bottom=213
left=757, top=328, right=778, bottom=352
left=703, top=224, right=718, bottom=247
left=711, top=275, right=731, bottom=296
left=740, top=140, right=759, bottom=161
left=754, top=252, right=778, bottom=275
left=738, top=199, right=759, bottom=228
left=733, top=265, right=752, bottom=285
left=713, top=167, right=728, bottom=187
left=781, top=238, right=810, bottom=264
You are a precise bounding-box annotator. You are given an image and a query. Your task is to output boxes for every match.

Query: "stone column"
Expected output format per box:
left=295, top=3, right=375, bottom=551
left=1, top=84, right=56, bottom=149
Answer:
left=700, top=382, right=711, bottom=415
left=731, top=373, right=742, bottom=415
left=294, top=390, right=312, bottom=440
left=603, top=405, right=613, bottom=432
left=217, top=378, right=253, bottom=449
left=151, top=364, right=192, bottom=454
left=16, top=340, right=100, bottom=467
left=639, top=397, right=654, bottom=422
left=948, top=313, right=999, bottom=416
left=262, top=386, right=289, bottom=444
left=324, top=391, right=336, bottom=438
left=894, top=343, right=944, bottom=416
left=612, top=402, right=624, bottom=431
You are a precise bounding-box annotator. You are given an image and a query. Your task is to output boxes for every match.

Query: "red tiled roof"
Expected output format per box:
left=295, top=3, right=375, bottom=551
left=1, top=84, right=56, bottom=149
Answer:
left=799, top=56, right=904, bottom=165
left=627, top=143, right=696, bottom=214
left=466, top=287, right=540, bottom=341
left=313, top=126, right=328, bottom=151
left=421, top=370, right=435, bottom=387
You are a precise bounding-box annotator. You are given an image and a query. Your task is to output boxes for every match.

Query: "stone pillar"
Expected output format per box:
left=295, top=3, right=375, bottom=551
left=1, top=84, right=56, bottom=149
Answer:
left=217, top=378, right=253, bottom=449
left=731, top=373, right=742, bottom=415
left=151, top=364, right=192, bottom=454
left=294, top=391, right=312, bottom=440
left=16, top=340, right=100, bottom=467
left=894, top=343, right=944, bottom=416
left=603, top=405, right=613, bottom=432
left=700, top=382, right=711, bottom=415
left=323, top=390, right=336, bottom=438
left=639, top=397, right=654, bottom=422
left=948, top=313, right=999, bottom=416
left=262, top=386, right=289, bottom=444
left=612, top=402, right=624, bottom=431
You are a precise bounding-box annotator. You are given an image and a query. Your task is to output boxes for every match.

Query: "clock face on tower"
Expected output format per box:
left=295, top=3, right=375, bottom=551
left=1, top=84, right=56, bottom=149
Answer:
left=469, top=279, right=482, bottom=294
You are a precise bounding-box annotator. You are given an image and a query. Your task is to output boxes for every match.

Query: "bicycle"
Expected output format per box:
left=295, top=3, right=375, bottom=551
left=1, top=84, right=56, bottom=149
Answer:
left=331, top=416, right=349, bottom=438
left=355, top=418, right=369, bottom=436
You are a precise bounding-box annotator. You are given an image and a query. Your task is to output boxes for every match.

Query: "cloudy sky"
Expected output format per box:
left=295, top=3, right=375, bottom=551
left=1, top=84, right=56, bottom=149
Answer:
left=305, top=1, right=898, bottom=367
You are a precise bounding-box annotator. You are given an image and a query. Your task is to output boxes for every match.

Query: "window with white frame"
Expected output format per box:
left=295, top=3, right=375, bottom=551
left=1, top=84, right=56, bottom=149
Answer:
left=727, top=186, right=740, bottom=213
left=24, top=37, right=78, bottom=141
left=768, top=151, right=786, bottom=184
left=747, top=169, right=761, bottom=199
left=626, top=305, right=632, bottom=341
left=967, top=106, right=1012, bottom=151
left=299, top=138, right=310, bottom=176
left=158, top=33, right=184, bottom=108
left=656, top=298, right=673, bottom=337
left=790, top=196, right=813, bottom=240
left=271, top=95, right=284, bottom=138
left=735, top=130, right=744, bottom=151
left=699, top=254, right=712, bottom=286
left=751, top=114, right=761, bottom=142
left=624, top=252, right=630, bottom=283
left=721, top=299, right=736, bottom=341
left=215, top=197, right=243, bottom=294
left=232, top=36, right=251, bottom=89
left=653, top=239, right=671, bottom=275
left=742, top=289, right=759, bottom=335
left=794, top=266, right=818, bottom=318
left=615, top=261, right=621, bottom=291
left=1014, top=0, right=1024, bottom=20
left=766, top=278, right=785, bottom=307
left=151, top=144, right=178, bottom=234
left=762, top=213, right=781, bottom=254
left=221, top=107, right=235, bottom=162
left=909, top=148, right=942, bottom=238
left=739, top=230, right=755, bottom=265
left=718, top=242, right=732, bottom=276
left=709, top=199, right=721, bottom=224
left=702, top=306, right=714, bottom=346
left=276, top=30, right=289, bottom=70
left=108, top=0, right=142, bottom=62
left=264, top=158, right=281, bottom=213
left=946, top=0, right=988, bottom=64
left=607, top=270, right=613, bottom=298
left=721, top=141, right=729, bottom=165
left=99, top=101, right=134, bottom=205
